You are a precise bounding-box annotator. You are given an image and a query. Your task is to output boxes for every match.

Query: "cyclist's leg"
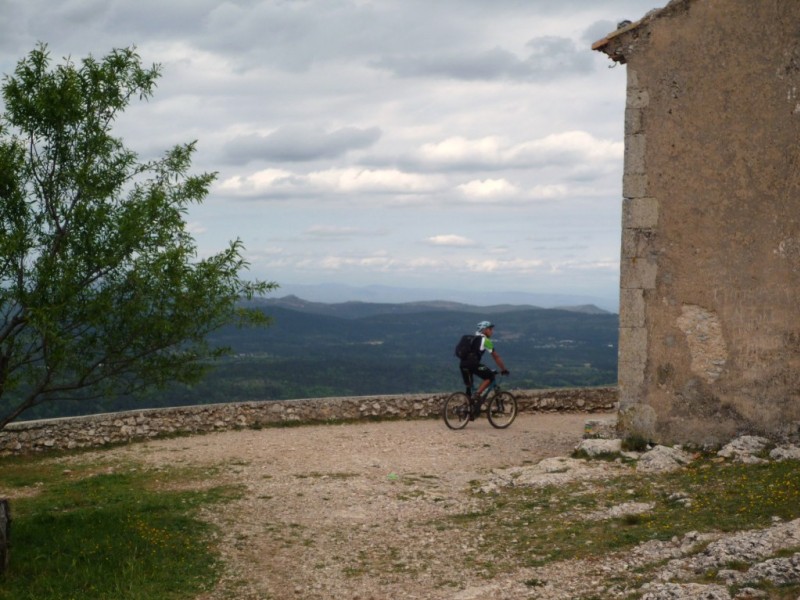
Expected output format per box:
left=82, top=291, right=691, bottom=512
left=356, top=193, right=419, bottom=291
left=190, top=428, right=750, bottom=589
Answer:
left=474, top=364, right=495, bottom=397
left=459, top=364, right=474, bottom=396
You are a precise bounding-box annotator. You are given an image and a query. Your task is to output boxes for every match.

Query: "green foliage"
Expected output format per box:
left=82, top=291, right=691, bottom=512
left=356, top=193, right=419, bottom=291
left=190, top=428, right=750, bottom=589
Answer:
left=0, top=44, right=274, bottom=428
left=0, top=454, right=241, bottom=599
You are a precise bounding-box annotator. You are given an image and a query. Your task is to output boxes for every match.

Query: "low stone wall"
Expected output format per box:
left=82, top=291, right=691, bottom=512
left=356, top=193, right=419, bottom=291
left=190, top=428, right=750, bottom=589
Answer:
left=0, top=387, right=617, bottom=455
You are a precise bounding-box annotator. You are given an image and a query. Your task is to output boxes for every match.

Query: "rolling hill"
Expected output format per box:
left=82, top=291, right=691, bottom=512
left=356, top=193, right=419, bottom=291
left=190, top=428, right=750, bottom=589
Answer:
left=16, top=297, right=619, bottom=420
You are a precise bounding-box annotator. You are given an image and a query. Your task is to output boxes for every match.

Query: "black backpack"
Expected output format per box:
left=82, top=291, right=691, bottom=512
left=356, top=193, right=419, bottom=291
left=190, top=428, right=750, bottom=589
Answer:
left=454, top=334, right=481, bottom=362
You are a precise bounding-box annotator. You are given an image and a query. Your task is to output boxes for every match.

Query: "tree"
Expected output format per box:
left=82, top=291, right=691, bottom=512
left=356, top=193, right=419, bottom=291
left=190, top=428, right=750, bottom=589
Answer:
left=0, top=45, right=275, bottom=429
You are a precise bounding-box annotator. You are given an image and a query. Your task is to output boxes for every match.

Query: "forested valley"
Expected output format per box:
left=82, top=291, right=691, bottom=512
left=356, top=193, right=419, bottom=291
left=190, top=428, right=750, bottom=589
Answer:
left=14, top=297, right=619, bottom=420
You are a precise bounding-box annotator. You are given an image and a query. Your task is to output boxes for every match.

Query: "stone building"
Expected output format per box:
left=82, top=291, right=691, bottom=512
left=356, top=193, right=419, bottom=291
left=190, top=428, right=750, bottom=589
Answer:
left=593, top=0, right=800, bottom=444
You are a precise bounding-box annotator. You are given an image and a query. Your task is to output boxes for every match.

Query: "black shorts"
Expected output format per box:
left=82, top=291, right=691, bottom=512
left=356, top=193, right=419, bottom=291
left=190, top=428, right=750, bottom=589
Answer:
left=459, top=362, right=495, bottom=388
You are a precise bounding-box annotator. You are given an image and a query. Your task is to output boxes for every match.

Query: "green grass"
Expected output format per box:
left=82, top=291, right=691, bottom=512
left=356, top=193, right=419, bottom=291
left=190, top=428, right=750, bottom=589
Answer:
left=0, top=454, right=242, bottom=600
left=443, top=455, right=800, bottom=587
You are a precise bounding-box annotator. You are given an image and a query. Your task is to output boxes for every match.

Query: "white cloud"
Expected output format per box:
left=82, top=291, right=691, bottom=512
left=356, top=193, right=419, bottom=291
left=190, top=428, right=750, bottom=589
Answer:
left=419, top=136, right=504, bottom=165
left=255, top=253, right=615, bottom=279
left=305, top=225, right=361, bottom=237
left=458, top=178, right=520, bottom=199
left=216, top=169, right=295, bottom=197
left=552, top=258, right=620, bottom=273
left=216, top=166, right=443, bottom=198
left=530, top=184, right=568, bottom=199
left=306, top=168, right=443, bottom=194
left=258, top=253, right=556, bottom=277
left=465, top=258, right=547, bottom=273
left=407, top=256, right=447, bottom=268
left=509, top=130, right=624, bottom=164
left=426, top=235, right=477, bottom=247
left=186, top=221, right=207, bottom=235
left=318, top=254, right=395, bottom=271
left=415, top=131, right=622, bottom=171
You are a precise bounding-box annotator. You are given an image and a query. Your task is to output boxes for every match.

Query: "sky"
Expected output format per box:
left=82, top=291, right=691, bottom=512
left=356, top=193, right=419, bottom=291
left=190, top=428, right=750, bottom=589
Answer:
left=0, top=0, right=663, bottom=311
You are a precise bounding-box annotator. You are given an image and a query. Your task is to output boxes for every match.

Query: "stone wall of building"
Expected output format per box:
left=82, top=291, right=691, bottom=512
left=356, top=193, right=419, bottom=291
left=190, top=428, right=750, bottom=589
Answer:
left=594, top=0, right=800, bottom=445
left=0, top=387, right=617, bottom=455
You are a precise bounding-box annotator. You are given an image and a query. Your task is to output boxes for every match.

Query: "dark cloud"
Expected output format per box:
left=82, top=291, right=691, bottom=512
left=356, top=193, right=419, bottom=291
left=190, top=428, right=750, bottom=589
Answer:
left=524, top=36, right=596, bottom=76
left=222, top=125, right=381, bottom=164
left=582, top=20, right=619, bottom=45
left=373, top=47, right=523, bottom=81
left=372, top=36, right=594, bottom=82
left=0, top=0, right=216, bottom=62
left=0, top=0, right=655, bottom=79
left=196, top=1, right=472, bottom=73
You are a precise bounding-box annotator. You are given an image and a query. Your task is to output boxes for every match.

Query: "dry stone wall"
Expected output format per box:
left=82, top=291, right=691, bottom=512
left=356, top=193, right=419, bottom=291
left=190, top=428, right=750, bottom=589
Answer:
left=0, top=387, right=616, bottom=455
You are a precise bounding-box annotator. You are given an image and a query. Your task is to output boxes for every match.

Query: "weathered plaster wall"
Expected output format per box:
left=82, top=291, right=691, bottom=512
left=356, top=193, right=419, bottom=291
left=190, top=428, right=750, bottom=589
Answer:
left=600, top=0, right=800, bottom=444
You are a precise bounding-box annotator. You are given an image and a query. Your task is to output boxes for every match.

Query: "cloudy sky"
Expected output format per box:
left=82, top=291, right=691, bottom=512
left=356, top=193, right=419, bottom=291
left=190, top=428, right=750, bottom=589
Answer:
left=1, top=0, right=662, bottom=310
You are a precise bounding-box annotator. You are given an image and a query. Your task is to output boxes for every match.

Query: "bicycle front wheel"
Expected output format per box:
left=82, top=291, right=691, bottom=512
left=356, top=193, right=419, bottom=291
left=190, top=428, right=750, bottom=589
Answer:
left=443, top=392, right=471, bottom=430
left=487, top=391, right=517, bottom=428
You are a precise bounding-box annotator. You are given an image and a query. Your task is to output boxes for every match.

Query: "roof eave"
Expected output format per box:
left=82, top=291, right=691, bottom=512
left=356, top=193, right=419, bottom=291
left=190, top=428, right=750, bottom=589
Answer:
left=591, top=19, right=642, bottom=52
left=591, top=19, right=645, bottom=64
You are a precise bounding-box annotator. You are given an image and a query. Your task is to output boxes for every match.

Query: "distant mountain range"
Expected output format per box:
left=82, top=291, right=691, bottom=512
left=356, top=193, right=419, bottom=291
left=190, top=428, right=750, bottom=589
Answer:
left=256, top=294, right=612, bottom=319
left=271, top=283, right=619, bottom=314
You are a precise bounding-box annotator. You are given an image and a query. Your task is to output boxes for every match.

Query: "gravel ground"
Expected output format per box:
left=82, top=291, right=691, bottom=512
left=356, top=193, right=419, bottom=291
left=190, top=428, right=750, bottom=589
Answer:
left=96, top=412, right=603, bottom=599
left=55, top=412, right=800, bottom=599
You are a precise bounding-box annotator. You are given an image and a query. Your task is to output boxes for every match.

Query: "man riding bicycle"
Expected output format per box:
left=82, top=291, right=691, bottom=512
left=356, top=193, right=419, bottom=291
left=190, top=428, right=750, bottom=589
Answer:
left=459, top=321, right=510, bottom=414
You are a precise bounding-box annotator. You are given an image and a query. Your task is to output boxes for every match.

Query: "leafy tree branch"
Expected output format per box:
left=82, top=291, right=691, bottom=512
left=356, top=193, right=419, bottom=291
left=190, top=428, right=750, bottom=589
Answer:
left=0, top=44, right=275, bottom=429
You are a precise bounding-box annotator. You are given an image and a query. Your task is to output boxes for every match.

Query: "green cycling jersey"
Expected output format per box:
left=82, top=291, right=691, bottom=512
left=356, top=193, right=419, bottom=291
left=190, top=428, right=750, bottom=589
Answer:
left=477, top=332, right=494, bottom=355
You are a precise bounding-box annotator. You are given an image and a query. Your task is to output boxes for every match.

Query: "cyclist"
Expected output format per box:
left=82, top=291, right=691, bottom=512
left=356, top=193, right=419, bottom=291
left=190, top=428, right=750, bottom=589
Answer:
left=459, top=320, right=510, bottom=417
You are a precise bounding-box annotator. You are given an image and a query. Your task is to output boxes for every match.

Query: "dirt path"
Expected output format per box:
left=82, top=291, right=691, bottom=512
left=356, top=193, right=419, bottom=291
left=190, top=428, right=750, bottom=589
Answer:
left=99, top=412, right=606, bottom=599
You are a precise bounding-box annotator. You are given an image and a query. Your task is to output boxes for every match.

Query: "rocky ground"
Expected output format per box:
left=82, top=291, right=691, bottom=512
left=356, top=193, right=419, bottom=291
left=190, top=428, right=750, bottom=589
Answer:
left=84, top=413, right=800, bottom=600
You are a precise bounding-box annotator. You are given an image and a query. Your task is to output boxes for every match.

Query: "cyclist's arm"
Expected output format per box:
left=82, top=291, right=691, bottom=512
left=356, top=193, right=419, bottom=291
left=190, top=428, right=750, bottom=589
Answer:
left=490, top=349, right=508, bottom=373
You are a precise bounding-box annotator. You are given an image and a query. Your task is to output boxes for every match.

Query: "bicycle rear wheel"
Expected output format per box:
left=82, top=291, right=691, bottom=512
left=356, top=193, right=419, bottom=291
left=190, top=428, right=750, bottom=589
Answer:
left=443, top=392, right=471, bottom=430
left=487, top=391, right=517, bottom=428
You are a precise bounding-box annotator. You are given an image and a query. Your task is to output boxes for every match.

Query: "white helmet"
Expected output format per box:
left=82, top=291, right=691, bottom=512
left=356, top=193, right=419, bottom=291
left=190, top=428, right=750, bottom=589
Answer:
left=476, top=320, right=495, bottom=333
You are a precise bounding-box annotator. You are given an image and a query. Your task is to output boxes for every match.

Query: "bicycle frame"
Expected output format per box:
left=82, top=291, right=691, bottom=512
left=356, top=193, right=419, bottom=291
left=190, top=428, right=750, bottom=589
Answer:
left=465, top=369, right=503, bottom=400
left=443, top=371, right=517, bottom=430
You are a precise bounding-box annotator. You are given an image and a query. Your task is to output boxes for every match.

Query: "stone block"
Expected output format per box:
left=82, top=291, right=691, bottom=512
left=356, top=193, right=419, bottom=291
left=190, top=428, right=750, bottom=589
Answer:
left=621, top=228, right=635, bottom=258
left=576, top=438, right=622, bottom=456
left=625, top=106, right=643, bottom=134
left=621, top=228, right=656, bottom=258
left=624, top=133, right=646, bottom=174
left=583, top=418, right=618, bottom=439
left=623, top=173, right=648, bottom=199
left=619, top=326, right=648, bottom=364
left=623, top=197, right=659, bottom=229
left=620, top=288, right=646, bottom=328
left=620, top=256, right=657, bottom=289
left=617, top=404, right=657, bottom=440
left=627, top=87, right=650, bottom=109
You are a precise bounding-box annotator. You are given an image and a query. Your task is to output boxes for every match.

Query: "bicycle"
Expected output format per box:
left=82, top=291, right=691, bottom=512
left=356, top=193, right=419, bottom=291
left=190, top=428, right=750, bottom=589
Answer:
left=442, top=372, right=518, bottom=430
